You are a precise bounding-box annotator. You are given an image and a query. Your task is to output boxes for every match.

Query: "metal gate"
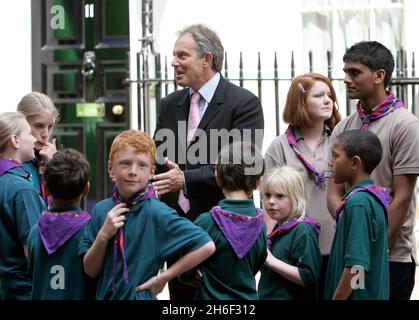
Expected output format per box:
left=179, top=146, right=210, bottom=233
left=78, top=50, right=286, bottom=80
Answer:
left=133, top=1, right=419, bottom=137
left=135, top=49, right=418, bottom=136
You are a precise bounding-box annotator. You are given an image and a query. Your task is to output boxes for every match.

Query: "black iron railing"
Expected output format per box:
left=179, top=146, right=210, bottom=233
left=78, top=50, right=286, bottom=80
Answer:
left=132, top=49, right=419, bottom=136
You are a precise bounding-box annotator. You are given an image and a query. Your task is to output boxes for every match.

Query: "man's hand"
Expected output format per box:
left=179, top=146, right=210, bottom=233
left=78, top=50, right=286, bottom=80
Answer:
left=387, top=174, right=417, bottom=251
left=98, top=203, right=129, bottom=241
left=37, top=138, right=57, bottom=161
left=152, top=158, right=184, bottom=195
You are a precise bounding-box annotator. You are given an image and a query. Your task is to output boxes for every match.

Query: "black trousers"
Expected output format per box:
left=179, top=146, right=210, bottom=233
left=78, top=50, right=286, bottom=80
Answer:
left=167, top=257, right=197, bottom=300
left=389, top=260, right=416, bottom=300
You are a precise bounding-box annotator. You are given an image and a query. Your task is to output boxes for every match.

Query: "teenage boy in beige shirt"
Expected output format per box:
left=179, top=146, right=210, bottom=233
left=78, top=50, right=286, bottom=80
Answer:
left=327, top=41, right=419, bottom=300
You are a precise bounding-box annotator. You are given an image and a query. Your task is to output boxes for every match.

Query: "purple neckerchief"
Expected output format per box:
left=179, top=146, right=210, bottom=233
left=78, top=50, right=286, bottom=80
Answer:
left=285, top=126, right=325, bottom=189
left=333, top=185, right=390, bottom=225
left=0, top=157, right=21, bottom=176
left=39, top=209, right=91, bottom=254
left=210, top=206, right=264, bottom=259
left=0, top=157, right=30, bottom=177
left=357, top=91, right=403, bottom=131
left=111, top=182, right=157, bottom=296
left=267, top=216, right=320, bottom=248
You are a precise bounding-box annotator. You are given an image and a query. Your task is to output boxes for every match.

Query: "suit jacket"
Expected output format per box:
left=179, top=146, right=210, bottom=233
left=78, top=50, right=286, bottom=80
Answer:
left=154, top=75, right=264, bottom=221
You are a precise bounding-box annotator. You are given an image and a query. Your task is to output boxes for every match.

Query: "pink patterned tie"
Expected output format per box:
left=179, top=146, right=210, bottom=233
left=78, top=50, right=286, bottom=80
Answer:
left=187, top=92, right=201, bottom=145
left=178, top=91, right=201, bottom=214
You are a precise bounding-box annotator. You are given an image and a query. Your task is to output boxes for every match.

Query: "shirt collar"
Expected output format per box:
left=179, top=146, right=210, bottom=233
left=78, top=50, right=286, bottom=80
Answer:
left=344, top=179, right=374, bottom=198
left=324, top=126, right=332, bottom=136
left=294, top=125, right=331, bottom=142
left=49, top=205, right=82, bottom=213
left=293, top=127, right=304, bottom=142
left=219, top=198, right=255, bottom=208
left=8, top=166, right=31, bottom=180
left=189, top=72, right=220, bottom=104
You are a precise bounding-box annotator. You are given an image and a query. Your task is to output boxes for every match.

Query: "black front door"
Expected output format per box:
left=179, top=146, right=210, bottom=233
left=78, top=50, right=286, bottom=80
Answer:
left=32, top=0, right=130, bottom=210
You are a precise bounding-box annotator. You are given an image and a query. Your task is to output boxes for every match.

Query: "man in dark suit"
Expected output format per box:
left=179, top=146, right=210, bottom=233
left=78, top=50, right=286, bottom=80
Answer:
left=153, top=24, right=264, bottom=300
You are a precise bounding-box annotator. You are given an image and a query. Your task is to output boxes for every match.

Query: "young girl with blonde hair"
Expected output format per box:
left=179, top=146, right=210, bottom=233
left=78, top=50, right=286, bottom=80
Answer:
left=17, top=92, right=59, bottom=205
left=258, top=165, right=322, bottom=299
left=0, top=112, right=46, bottom=299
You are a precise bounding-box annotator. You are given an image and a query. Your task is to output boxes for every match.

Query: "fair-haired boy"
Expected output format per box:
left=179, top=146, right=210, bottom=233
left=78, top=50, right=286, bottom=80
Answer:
left=326, top=129, right=389, bottom=300
left=79, top=130, right=215, bottom=300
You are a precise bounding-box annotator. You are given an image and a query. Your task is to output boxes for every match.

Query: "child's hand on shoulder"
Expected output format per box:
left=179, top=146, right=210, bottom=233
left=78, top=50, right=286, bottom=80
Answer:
left=98, top=203, right=129, bottom=240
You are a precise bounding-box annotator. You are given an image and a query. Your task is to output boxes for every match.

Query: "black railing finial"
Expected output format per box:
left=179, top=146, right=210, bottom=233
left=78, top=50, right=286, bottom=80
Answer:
left=309, top=50, right=313, bottom=73
left=164, top=55, right=168, bottom=96
left=396, top=49, right=401, bottom=77
left=274, top=52, right=279, bottom=137
left=327, top=50, right=332, bottom=79
left=155, top=54, right=162, bottom=117
left=257, top=52, right=262, bottom=100
left=224, top=52, right=229, bottom=80
left=291, top=51, right=295, bottom=79
left=239, top=52, right=244, bottom=88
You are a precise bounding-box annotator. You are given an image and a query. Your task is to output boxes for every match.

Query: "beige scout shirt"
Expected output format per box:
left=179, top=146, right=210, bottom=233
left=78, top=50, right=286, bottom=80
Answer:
left=264, top=127, right=335, bottom=255
left=330, top=107, right=419, bottom=263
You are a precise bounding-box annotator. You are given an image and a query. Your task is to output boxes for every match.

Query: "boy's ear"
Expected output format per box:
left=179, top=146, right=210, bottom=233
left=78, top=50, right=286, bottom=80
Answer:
left=83, top=181, right=90, bottom=197
left=374, top=69, right=386, bottom=85
left=150, top=165, right=155, bottom=176
left=107, top=160, right=115, bottom=181
left=351, top=155, right=363, bottom=170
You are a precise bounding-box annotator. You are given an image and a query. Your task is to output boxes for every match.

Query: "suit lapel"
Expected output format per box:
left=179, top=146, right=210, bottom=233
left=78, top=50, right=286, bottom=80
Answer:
left=176, top=89, right=190, bottom=123
left=197, top=76, right=226, bottom=131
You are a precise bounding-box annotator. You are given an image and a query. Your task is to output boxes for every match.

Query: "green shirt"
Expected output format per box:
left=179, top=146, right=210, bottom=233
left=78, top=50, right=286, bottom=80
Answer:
left=79, top=197, right=212, bottom=300
left=258, top=221, right=322, bottom=300
left=324, top=179, right=389, bottom=300
left=23, top=161, right=41, bottom=196
left=191, top=199, right=267, bottom=300
left=27, top=205, right=96, bottom=300
left=0, top=167, right=45, bottom=300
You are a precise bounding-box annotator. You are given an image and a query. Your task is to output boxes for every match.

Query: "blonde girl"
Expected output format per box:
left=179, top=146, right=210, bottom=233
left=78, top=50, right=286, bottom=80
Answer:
left=258, top=165, right=322, bottom=300
left=0, top=112, right=46, bottom=299
left=17, top=92, right=59, bottom=204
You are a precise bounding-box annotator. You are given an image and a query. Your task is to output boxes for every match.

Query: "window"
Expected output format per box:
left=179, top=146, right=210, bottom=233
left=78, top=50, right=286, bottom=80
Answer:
left=301, top=0, right=404, bottom=77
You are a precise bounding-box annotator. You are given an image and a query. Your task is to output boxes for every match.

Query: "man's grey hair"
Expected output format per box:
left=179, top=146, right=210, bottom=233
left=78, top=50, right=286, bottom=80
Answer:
left=178, top=24, right=224, bottom=72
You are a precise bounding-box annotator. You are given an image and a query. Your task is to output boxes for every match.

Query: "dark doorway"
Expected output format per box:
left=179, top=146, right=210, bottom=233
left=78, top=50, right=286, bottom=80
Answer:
left=31, top=0, right=130, bottom=210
